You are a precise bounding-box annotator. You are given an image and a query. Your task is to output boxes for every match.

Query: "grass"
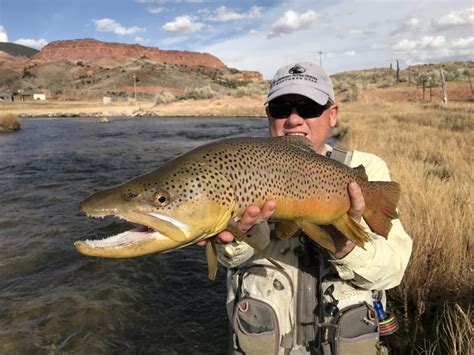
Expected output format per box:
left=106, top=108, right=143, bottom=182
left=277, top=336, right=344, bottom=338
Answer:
left=0, top=113, right=21, bottom=132
left=337, top=100, right=473, bottom=354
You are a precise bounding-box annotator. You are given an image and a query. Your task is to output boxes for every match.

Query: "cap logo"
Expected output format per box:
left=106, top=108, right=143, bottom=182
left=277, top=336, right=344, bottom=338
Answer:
left=288, top=65, right=306, bottom=74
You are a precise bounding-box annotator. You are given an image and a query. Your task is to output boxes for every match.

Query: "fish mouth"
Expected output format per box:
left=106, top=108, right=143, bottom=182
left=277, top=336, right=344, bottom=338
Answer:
left=76, top=224, right=161, bottom=248
left=75, top=212, right=193, bottom=258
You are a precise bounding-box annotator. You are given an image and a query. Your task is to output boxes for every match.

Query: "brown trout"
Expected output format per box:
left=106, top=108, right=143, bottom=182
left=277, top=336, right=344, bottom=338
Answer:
left=75, top=136, right=400, bottom=279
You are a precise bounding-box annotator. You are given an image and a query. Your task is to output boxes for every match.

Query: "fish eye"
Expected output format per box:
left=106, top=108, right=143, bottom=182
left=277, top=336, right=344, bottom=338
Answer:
left=153, top=191, right=170, bottom=207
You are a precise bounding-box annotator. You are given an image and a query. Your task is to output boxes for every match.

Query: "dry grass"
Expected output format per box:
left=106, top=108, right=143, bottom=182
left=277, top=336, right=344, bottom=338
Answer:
left=337, top=100, right=473, bottom=353
left=0, top=96, right=267, bottom=117
left=0, top=113, right=21, bottom=132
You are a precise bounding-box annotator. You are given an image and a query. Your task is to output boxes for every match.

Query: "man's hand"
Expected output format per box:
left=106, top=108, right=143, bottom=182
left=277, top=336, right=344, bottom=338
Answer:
left=329, top=181, right=366, bottom=258
left=197, top=201, right=276, bottom=246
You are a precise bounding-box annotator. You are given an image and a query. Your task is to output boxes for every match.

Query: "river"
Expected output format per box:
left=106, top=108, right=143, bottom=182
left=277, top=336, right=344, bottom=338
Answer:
left=0, top=116, right=269, bottom=354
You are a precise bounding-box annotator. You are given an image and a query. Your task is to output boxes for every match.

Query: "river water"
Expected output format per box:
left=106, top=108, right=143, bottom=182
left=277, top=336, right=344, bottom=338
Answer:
left=0, top=116, right=269, bottom=354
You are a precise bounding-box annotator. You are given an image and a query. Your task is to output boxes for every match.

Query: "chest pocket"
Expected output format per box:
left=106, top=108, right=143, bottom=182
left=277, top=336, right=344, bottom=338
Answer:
left=232, top=265, right=295, bottom=355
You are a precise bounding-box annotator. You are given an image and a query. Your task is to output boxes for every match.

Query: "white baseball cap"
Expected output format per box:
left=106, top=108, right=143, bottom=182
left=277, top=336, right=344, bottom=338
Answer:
left=266, top=62, right=335, bottom=105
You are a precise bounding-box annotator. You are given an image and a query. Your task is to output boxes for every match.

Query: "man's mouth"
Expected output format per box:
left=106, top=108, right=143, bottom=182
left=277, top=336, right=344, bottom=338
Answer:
left=285, top=132, right=307, bottom=136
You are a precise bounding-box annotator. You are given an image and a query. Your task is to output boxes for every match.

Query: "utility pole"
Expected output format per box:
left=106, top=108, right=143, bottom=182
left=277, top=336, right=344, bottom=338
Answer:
left=318, top=50, right=324, bottom=67
left=133, top=75, right=137, bottom=101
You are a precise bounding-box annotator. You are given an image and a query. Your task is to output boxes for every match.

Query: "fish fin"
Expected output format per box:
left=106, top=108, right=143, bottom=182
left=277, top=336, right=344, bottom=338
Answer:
left=205, top=239, right=218, bottom=281
left=275, top=222, right=299, bottom=240
left=297, top=221, right=336, bottom=253
left=227, top=224, right=284, bottom=270
left=363, top=181, right=400, bottom=237
left=332, top=213, right=369, bottom=248
left=353, top=165, right=368, bottom=180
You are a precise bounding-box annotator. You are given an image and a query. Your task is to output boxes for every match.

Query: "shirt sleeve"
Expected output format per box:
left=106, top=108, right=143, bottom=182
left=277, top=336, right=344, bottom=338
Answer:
left=329, top=151, right=413, bottom=290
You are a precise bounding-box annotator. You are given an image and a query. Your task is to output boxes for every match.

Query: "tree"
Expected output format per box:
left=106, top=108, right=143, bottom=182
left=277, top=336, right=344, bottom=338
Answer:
left=0, top=70, right=21, bottom=93
left=38, top=65, right=73, bottom=99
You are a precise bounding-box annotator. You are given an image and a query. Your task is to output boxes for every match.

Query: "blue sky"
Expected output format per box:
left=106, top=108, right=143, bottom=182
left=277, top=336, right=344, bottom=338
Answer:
left=0, top=0, right=472, bottom=78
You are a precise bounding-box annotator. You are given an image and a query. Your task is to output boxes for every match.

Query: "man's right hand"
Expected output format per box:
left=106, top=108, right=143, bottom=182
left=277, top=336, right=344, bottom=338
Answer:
left=197, top=201, right=277, bottom=246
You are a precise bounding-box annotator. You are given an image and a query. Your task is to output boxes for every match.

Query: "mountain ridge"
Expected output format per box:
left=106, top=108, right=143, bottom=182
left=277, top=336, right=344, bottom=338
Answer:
left=0, top=42, right=39, bottom=58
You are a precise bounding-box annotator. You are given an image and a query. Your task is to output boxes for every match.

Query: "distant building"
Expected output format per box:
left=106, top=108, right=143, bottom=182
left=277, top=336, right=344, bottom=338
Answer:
left=33, top=93, right=46, bottom=101
left=0, top=92, right=13, bottom=101
left=13, top=90, right=46, bottom=101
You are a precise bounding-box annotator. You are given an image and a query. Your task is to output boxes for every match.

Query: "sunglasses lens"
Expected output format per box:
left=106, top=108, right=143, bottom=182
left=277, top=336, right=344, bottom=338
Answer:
left=296, top=101, right=326, bottom=118
left=269, top=100, right=328, bottom=119
left=268, top=102, right=292, bottom=119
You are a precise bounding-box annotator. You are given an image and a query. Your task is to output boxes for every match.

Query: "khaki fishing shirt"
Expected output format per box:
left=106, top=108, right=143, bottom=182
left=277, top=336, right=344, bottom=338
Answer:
left=217, top=146, right=413, bottom=290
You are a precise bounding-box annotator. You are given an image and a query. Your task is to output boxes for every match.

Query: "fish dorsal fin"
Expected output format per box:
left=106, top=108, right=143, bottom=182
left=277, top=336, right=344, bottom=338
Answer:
left=275, top=222, right=300, bottom=240
left=353, top=164, right=368, bottom=180
left=278, top=135, right=316, bottom=154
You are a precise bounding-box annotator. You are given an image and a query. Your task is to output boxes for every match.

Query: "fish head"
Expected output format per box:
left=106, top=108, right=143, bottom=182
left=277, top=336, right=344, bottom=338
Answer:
left=76, top=161, right=236, bottom=258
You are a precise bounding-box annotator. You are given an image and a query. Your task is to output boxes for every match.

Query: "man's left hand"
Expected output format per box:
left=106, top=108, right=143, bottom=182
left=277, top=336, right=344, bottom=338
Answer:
left=330, top=181, right=365, bottom=259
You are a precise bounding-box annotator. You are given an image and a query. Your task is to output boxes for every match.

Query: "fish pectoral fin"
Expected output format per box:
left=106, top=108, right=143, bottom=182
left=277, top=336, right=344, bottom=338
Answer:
left=227, top=224, right=284, bottom=270
left=275, top=222, right=300, bottom=240
left=297, top=221, right=336, bottom=253
left=332, top=213, right=369, bottom=249
left=205, top=238, right=218, bottom=281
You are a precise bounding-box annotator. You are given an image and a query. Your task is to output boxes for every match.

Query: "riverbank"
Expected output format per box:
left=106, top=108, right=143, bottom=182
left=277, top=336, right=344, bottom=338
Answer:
left=0, top=96, right=267, bottom=118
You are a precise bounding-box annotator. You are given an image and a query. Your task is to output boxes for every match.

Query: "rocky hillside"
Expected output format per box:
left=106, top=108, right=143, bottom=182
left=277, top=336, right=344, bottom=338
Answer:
left=0, top=42, right=39, bottom=58
left=0, top=39, right=264, bottom=100
left=35, top=39, right=226, bottom=68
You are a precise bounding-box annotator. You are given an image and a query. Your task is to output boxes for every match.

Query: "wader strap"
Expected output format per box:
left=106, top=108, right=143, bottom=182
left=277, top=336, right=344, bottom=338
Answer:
left=326, top=145, right=353, bottom=166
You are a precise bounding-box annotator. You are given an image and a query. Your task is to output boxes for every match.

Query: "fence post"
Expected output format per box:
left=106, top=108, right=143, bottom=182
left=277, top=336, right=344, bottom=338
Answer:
left=396, top=59, right=400, bottom=83
left=439, top=68, right=448, bottom=104
left=429, top=77, right=432, bottom=101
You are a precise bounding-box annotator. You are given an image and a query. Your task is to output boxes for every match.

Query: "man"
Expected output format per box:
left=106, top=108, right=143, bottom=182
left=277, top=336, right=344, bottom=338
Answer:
left=208, top=62, right=412, bottom=354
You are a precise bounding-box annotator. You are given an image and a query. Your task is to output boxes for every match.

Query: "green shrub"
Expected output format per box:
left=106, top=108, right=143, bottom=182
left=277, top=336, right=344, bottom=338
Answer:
left=184, top=85, right=219, bottom=100
left=342, top=83, right=360, bottom=102
left=154, top=92, right=176, bottom=105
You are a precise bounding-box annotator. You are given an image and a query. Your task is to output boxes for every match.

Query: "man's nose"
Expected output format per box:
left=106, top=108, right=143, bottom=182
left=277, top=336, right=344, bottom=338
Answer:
left=285, top=108, right=304, bottom=125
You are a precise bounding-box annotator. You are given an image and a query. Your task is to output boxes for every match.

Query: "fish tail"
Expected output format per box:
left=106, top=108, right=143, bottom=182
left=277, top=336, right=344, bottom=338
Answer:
left=363, top=181, right=400, bottom=237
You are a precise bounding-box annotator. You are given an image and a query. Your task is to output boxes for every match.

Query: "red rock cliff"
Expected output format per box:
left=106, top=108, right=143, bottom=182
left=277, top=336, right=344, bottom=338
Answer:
left=34, top=39, right=227, bottom=68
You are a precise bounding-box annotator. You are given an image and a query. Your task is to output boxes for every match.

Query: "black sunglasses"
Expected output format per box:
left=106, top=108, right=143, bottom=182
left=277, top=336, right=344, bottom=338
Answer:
left=268, top=99, right=332, bottom=119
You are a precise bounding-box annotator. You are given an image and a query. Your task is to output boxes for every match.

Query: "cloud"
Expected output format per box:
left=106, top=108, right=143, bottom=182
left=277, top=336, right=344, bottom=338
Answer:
left=147, top=7, right=164, bottom=14
left=14, top=38, right=48, bottom=49
left=268, top=10, right=319, bottom=38
left=93, top=18, right=145, bottom=35
left=391, top=17, right=422, bottom=34
left=451, top=36, right=474, bottom=49
left=207, top=6, right=263, bottom=22
left=343, top=50, right=356, bottom=56
left=431, top=7, right=474, bottom=30
left=0, top=25, right=8, bottom=42
left=393, top=36, right=446, bottom=51
left=163, top=16, right=205, bottom=35
left=136, top=0, right=204, bottom=3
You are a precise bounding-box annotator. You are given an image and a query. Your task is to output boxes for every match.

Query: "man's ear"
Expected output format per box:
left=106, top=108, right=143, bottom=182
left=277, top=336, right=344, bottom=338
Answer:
left=329, top=104, right=339, bottom=128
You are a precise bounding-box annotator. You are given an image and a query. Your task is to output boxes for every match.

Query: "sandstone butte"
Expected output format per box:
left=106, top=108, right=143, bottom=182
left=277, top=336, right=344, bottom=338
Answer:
left=34, top=38, right=227, bottom=69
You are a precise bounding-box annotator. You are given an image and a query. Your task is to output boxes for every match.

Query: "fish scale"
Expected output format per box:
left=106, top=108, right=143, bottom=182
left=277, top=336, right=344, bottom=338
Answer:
left=76, top=135, right=401, bottom=278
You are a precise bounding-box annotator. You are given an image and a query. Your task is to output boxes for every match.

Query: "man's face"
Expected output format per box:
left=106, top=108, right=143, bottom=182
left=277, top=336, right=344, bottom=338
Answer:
left=267, top=94, right=338, bottom=154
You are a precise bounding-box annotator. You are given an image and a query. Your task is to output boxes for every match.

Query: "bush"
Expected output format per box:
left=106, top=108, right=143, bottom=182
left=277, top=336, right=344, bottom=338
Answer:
left=229, top=82, right=268, bottom=98
left=0, top=114, right=21, bottom=132
left=184, top=85, right=219, bottom=100
left=154, top=92, right=176, bottom=105
left=342, top=83, right=360, bottom=102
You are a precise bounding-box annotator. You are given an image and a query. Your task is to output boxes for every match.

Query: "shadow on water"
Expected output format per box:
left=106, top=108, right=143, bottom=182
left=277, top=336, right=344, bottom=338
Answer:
left=0, top=116, right=268, bottom=353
